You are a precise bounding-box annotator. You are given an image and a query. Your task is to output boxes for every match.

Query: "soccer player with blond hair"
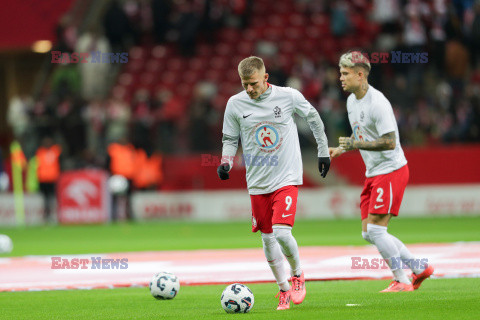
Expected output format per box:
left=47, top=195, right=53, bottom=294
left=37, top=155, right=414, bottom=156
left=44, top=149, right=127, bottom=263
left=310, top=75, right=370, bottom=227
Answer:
left=330, top=51, right=434, bottom=292
left=218, top=56, right=330, bottom=309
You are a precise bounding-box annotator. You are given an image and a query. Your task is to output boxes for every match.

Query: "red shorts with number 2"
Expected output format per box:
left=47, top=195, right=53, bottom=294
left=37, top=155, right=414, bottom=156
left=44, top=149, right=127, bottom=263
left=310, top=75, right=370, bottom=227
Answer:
left=250, top=185, right=298, bottom=233
left=360, top=165, right=409, bottom=220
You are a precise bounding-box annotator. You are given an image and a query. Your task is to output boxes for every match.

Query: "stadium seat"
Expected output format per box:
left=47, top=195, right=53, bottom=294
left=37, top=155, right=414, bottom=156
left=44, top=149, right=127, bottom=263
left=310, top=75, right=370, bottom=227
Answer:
left=129, top=46, right=147, bottom=60
left=124, top=59, right=144, bottom=73
left=214, top=43, right=235, bottom=57
left=151, top=45, right=170, bottom=59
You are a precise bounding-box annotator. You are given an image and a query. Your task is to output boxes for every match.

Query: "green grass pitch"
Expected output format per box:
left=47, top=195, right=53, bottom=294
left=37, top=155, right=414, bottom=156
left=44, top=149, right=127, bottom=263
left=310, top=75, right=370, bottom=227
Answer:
left=1, top=216, right=479, bottom=256
left=0, top=216, right=479, bottom=319
left=1, top=279, right=479, bottom=319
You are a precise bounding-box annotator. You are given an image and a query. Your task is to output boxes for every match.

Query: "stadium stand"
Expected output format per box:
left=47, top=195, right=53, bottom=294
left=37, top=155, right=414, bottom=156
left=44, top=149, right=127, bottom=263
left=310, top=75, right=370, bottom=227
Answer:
left=1, top=0, right=480, bottom=192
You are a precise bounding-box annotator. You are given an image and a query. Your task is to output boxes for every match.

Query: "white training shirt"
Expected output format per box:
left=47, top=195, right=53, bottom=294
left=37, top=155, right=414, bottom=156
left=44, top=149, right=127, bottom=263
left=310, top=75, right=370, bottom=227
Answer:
left=346, top=85, right=407, bottom=177
left=222, top=85, right=326, bottom=195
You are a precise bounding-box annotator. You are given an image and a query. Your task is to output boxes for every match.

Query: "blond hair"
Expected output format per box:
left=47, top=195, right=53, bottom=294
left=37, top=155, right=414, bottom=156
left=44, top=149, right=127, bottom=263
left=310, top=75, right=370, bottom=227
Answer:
left=238, top=56, right=266, bottom=78
left=339, top=51, right=371, bottom=76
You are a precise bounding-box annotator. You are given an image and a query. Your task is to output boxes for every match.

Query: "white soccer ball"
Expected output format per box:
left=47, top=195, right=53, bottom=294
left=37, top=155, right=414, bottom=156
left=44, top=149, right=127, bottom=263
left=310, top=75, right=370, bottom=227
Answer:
left=149, top=272, right=180, bottom=300
left=0, top=234, right=13, bottom=254
left=221, top=283, right=254, bottom=313
left=108, top=175, right=128, bottom=194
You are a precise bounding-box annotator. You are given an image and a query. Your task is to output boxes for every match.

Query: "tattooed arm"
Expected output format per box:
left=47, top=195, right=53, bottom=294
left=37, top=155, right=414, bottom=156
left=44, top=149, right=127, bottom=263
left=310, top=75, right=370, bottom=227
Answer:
left=329, top=134, right=354, bottom=158
left=339, top=131, right=396, bottom=151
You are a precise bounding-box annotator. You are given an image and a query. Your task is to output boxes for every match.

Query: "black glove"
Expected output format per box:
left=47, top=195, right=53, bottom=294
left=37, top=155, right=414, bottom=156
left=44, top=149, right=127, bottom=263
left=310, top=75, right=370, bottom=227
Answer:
left=217, top=163, right=231, bottom=180
left=318, top=157, right=330, bottom=178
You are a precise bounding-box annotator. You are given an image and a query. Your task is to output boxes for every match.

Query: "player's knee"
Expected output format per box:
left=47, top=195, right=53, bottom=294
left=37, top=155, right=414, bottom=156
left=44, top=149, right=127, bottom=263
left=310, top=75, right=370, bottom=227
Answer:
left=272, top=226, right=292, bottom=246
left=362, top=231, right=373, bottom=244
left=366, top=223, right=387, bottom=241
left=261, top=232, right=277, bottom=247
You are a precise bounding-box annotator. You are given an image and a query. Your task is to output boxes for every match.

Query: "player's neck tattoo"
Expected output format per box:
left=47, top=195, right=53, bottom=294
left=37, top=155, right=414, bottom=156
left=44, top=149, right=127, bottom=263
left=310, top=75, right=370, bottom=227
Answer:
left=355, top=83, right=369, bottom=99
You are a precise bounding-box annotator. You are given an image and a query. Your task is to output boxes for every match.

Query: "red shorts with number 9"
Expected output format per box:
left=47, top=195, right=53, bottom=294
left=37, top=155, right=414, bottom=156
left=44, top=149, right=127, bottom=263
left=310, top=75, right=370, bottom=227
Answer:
left=250, top=185, right=298, bottom=233
left=360, top=165, right=409, bottom=220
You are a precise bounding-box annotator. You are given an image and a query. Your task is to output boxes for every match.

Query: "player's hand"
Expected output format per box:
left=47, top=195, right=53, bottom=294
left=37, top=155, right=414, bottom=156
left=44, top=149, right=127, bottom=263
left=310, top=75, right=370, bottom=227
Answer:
left=329, top=147, right=344, bottom=159
left=339, top=137, right=356, bottom=151
left=318, top=157, right=330, bottom=178
left=217, top=163, right=231, bottom=180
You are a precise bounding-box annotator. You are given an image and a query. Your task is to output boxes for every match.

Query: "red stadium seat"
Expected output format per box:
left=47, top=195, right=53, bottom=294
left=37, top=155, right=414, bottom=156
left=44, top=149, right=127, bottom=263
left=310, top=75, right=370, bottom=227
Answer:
left=236, top=40, right=256, bottom=56
left=145, top=59, right=163, bottom=73
left=124, top=59, right=144, bottom=73
left=214, top=43, right=235, bottom=57
left=210, top=56, right=229, bottom=70
left=188, top=57, right=205, bottom=71
left=197, top=43, right=213, bottom=57
left=129, top=46, right=147, bottom=60
left=151, top=45, right=171, bottom=59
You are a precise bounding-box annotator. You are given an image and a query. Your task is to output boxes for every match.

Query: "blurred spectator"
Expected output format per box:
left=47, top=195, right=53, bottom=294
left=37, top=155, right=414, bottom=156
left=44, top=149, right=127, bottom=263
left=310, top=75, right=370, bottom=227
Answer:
left=371, top=0, right=401, bottom=31
left=256, top=41, right=278, bottom=58
left=75, top=26, right=111, bottom=100
left=200, top=0, right=225, bottom=41
left=83, top=99, right=106, bottom=155
left=0, top=149, right=9, bottom=192
left=176, top=0, right=202, bottom=56
left=74, top=148, right=104, bottom=169
left=107, top=137, right=136, bottom=220
left=123, top=0, right=153, bottom=44
left=470, top=1, right=480, bottom=68
left=430, top=1, right=448, bottom=76
left=152, top=89, right=186, bottom=153
left=330, top=0, right=351, bottom=37
left=55, top=14, right=77, bottom=53
left=103, top=0, right=134, bottom=51
left=152, top=0, right=173, bottom=43
left=36, top=137, right=62, bottom=223
left=57, top=96, right=86, bottom=159
left=51, top=62, right=81, bottom=100
left=7, top=95, right=33, bottom=144
left=132, top=148, right=163, bottom=190
left=131, top=89, right=153, bottom=153
left=188, top=83, right=219, bottom=152
left=105, top=97, right=131, bottom=144
left=445, top=39, right=469, bottom=94
left=267, top=58, right=288, bottom=87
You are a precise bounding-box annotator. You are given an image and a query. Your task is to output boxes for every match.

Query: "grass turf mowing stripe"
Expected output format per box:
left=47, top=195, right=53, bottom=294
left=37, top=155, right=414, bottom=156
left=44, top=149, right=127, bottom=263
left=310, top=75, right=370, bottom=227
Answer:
left=0, top=216, right=479, bottom=256
left=0, top=278, right=479, bottom=319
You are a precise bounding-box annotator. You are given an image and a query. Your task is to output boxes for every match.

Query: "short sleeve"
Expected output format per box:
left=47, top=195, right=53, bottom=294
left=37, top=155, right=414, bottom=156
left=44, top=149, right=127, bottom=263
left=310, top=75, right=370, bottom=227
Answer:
left=372, top=96, right=396, bottom=136
left=292, top=88, right=315, bottom=118
left=222, top=98, right=240, bottom=138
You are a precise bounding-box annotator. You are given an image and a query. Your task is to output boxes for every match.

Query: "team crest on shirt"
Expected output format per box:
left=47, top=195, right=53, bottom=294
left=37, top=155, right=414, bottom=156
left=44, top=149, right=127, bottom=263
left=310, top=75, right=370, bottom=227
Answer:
left=251, top=121, right=283, bottom=153
left=273, top=106, right=282, bottom=118
left=352, top=121, right=365, bottom=141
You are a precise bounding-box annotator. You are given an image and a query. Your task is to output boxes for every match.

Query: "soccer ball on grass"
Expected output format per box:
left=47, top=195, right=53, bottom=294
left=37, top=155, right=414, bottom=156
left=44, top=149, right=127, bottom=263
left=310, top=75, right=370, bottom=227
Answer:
left=220, top=283, right=254, bottom=313
left=149, top=272, right=180, bottom=300
left=0, top=234, right=13, bottom=254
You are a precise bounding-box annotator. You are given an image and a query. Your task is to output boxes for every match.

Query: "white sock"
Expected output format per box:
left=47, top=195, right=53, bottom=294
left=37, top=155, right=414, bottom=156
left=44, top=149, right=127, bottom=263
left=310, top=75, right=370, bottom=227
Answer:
left=388, top=234, right=426, bottom=274
left=367, top=224, right=411, bottom=284
left=273, top=226, right=302, bottom=277
left=362, top=231, right=373, bottom=244
left=261, top=232, right=290, bottom=291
